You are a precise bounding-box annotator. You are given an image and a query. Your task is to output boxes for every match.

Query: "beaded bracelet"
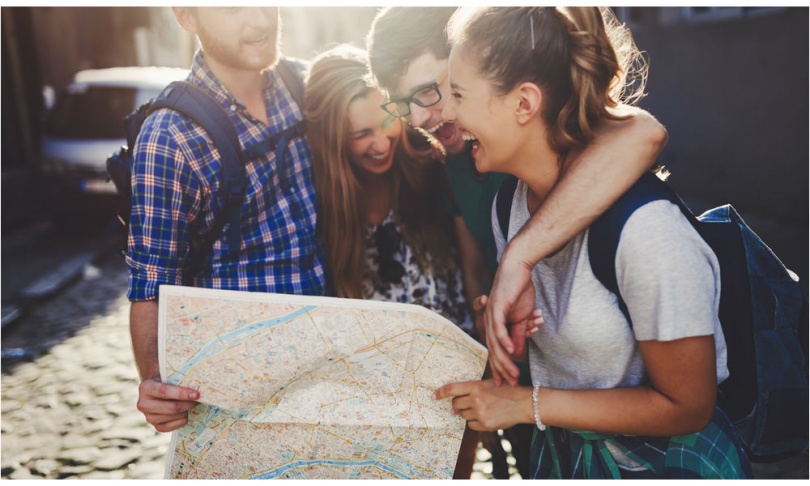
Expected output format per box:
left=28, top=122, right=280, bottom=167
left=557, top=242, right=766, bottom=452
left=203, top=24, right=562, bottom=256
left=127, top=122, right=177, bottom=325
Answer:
left=532, top=384, right=547, bottom=431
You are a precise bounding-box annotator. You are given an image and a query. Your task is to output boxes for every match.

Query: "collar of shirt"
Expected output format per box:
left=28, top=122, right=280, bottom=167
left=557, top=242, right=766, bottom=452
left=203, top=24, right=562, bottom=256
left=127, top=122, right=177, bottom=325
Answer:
left=188, top=48, right=276, bottom=117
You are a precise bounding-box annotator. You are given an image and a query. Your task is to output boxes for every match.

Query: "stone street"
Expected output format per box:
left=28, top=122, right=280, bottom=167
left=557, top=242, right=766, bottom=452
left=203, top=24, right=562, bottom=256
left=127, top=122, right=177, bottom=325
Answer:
left=1, top=254, right=169, bottom=479
left=1, top=250, right=806, bottom=480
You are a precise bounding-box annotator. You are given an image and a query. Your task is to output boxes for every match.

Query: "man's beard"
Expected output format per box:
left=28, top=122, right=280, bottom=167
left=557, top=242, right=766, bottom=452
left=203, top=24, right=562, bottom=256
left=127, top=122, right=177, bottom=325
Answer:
left=196, top=21, right=281, bottom=73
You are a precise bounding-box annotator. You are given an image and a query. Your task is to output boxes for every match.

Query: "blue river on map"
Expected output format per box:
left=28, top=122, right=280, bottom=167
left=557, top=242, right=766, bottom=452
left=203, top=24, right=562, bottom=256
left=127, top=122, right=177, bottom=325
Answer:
left=248, top=459, right=412, bottom=479
left=167, top=305, right=316, bottom=384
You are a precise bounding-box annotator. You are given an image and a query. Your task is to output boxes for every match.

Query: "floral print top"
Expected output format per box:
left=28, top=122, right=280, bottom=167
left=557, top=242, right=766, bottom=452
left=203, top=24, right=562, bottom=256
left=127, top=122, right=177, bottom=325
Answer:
left=362, top=211, right=473, bottom=334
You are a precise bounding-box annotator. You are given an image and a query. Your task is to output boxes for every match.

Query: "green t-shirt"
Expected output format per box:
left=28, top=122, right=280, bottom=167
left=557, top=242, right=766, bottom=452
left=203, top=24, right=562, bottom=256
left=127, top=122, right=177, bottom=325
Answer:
left=444, top=152, right=508, bottom=273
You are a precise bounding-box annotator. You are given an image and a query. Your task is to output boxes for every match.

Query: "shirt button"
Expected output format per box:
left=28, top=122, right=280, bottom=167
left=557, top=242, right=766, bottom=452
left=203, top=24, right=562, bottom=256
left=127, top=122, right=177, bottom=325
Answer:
left=229, top=104, right=237, bottom=112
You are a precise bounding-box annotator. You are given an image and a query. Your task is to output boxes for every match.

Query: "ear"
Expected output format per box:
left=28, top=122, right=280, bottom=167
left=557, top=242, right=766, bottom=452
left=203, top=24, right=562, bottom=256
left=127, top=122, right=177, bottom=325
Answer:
left=514, top=81, right=542, bottom=126
left=172, top=7, right=197, bottom=35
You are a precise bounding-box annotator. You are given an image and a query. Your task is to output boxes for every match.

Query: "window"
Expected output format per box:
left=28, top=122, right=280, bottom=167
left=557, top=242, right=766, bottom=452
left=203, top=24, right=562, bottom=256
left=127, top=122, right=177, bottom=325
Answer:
left=682, top=7, right=785, bottom=23
left=612, top=7, right=643, bottom=26
left=45, top=86, right=137, bottom=139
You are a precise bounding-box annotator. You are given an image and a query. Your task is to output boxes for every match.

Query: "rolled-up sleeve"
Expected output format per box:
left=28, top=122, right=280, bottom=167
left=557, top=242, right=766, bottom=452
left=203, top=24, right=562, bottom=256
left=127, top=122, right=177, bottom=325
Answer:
left=126, top=110, right=202, bottom=301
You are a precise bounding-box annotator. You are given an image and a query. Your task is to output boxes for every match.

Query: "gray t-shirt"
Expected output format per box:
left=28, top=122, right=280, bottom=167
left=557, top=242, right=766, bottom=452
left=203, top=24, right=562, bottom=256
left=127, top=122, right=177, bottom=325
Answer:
left=493, top=180, right=729, bottom=392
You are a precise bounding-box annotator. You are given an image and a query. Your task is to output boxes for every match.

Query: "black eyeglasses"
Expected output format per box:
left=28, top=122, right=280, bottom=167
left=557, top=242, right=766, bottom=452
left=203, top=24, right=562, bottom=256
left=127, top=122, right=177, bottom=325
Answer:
left=380, top=83, right=442, bottom=118
left=374, top=222, right=406, bottom=284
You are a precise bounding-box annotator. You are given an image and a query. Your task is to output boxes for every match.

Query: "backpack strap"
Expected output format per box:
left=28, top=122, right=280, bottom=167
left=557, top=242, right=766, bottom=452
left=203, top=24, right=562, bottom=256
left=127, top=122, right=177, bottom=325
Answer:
left=496, top=175, right=520, bottom=240
left=588, top=172, right=691, bottom=326
left=147, top=80, right=246, bottom=286
left=277, top=57, right=307, bottom=110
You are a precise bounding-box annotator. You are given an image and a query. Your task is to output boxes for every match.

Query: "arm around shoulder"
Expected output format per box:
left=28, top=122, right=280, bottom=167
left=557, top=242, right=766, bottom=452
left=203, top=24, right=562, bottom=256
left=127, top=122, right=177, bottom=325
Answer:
left=505, top=106, right=667, bottom=268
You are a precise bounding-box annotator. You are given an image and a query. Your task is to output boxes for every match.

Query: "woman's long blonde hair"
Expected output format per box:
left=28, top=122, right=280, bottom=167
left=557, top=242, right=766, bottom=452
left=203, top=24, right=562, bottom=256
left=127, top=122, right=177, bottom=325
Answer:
left=305, top=44, right=455, bottom=298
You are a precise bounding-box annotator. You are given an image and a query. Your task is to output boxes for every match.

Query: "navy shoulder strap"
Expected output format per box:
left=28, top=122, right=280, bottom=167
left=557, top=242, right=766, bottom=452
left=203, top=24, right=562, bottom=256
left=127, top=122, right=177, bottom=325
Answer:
left=150, top=81, right=246, bottom=207
left=496, top=175, right=520, bottom=240
left=588, top=172, right=690, bottom=325
left=276, top=57, right=307, bottom=110
left=147, top=81, right=246, bottom=286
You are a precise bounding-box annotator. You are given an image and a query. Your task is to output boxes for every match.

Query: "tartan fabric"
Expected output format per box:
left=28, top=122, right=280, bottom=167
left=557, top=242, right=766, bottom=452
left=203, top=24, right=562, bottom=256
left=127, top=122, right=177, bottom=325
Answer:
left=529, top=406, right=753, bottom=479
left=127, top=50, right=325, bottom=300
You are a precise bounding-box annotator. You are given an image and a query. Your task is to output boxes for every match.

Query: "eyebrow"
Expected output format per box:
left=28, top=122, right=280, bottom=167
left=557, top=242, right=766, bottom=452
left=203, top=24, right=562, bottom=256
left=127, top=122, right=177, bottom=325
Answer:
left=450, top=81, right=464, bottom=91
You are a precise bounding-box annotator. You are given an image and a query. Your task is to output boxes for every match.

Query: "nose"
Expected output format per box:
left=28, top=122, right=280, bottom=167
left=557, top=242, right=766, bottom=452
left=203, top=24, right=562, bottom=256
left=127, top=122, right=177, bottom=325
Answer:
left=441, top=99, right=456, bottom=122
left=370, top=130, right=391, bottom=153
left=408, top=103, right=431, bottom=129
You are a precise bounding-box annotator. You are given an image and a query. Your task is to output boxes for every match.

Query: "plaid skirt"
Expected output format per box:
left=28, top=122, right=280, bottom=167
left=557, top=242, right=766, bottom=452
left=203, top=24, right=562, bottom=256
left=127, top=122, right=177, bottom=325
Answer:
left=529, top=406, right=753, bottom=479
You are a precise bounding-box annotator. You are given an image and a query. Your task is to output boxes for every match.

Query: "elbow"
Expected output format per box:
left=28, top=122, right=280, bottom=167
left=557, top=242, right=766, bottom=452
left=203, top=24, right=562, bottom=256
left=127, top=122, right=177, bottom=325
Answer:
left=671, top=393, right=716, bottom=436
left=638, top=112, right=669, bottom=157
left=651, top=123, right=668, bottom=154
left=681, top=405, right=715, bottom=436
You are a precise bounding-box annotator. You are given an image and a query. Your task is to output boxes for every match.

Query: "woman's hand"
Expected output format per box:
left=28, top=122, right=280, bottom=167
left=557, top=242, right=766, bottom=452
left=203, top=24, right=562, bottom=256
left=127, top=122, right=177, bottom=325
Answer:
left=482, top=259, right=543, bottom=385
left=434, top=379, right=534, bottom=431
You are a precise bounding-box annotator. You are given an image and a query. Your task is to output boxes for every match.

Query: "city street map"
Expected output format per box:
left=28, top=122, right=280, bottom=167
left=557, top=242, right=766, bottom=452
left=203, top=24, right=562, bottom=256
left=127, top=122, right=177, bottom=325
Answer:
left=158, top=285, right=488, bottom=479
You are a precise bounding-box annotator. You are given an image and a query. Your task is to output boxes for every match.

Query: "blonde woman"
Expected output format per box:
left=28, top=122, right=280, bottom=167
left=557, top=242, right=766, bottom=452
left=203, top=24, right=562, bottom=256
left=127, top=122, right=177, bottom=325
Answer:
left=305, top=44, right=471, bottom=332
left=306, top=45, right=478, bottom=478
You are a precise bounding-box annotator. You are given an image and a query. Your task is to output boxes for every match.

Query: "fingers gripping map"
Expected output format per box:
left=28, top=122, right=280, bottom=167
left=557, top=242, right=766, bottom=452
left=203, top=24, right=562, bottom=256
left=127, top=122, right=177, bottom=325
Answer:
left=158, top=286, right=487, bottom=479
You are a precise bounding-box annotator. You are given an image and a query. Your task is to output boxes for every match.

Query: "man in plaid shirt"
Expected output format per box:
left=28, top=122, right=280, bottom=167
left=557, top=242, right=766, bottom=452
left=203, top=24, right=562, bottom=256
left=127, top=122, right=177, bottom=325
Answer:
left=128, top=7, right=325, bottom=433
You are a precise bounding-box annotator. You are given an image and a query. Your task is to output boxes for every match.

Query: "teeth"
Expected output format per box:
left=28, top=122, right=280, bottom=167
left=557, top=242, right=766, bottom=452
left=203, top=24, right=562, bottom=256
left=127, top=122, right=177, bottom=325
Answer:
left=426, top=121, right=445, bottom=133
left=461, top=132, right=477, bottom=141
left=369, top=152, right=389, bottom=160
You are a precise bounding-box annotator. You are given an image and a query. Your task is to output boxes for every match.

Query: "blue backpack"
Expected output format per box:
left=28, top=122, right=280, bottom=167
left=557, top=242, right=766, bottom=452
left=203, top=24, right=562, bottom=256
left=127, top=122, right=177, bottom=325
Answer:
left=496, top=172, right=808, bottom=461
left=106, top=58, right=306, bottom=286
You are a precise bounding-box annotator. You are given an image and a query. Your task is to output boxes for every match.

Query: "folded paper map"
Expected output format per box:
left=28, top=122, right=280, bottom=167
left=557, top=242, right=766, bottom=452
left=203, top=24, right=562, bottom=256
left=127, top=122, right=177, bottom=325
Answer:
left=158, top=285, right=487, bottom=479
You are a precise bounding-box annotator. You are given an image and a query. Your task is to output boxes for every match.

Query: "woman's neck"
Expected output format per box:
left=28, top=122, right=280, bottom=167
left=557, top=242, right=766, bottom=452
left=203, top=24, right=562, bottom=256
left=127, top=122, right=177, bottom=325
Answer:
left=359, top=171, right=394, bottom=226
left=509, top=124, right=561, bottom=215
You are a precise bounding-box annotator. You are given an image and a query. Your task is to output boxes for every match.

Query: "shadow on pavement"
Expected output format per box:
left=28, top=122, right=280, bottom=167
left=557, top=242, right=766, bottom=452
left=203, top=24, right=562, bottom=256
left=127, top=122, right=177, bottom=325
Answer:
left=1, top=216, right=128, bottom=374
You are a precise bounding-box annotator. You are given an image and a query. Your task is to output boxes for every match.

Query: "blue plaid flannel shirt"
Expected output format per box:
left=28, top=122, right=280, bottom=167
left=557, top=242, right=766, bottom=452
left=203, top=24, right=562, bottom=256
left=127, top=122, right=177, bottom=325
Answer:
left=127, top=50, right=325, bottom=300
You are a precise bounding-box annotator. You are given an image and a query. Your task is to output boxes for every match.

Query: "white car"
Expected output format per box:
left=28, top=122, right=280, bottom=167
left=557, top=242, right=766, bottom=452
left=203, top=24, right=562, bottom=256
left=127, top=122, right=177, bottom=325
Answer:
left=40, top=66, right=188, bottom=226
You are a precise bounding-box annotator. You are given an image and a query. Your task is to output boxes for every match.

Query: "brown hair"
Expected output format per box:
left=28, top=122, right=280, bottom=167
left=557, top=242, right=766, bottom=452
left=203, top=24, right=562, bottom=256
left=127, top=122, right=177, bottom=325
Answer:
left=447, top=7, right=647, bottom=157
left=367, top=7, right=457, bottom=94
left=305, top=44, right=455, bottom=298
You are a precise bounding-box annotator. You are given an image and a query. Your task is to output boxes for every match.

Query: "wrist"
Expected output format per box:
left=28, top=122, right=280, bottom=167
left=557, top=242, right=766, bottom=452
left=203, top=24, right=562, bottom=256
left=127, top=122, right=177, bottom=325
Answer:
left=501, top=237, right=536, bottom=273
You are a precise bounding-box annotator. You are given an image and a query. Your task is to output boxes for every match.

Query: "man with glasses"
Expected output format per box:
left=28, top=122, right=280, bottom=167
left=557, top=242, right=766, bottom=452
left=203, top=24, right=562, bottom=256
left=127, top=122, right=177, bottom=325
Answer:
left=367, top=6, right=668, bottom=479
left=380, top=71, right=444, bottom=121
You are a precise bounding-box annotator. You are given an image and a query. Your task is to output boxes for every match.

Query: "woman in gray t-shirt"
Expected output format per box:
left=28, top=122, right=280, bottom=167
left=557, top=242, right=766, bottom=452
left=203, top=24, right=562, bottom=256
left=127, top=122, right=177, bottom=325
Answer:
left=433, top=6, right=751, bottom=479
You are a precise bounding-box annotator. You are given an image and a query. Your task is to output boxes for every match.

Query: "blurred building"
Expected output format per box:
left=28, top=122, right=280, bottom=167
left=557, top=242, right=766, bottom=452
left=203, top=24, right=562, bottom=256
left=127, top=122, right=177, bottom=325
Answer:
left=282, top=7, right=379, bottom=59
left=2, top=7, right=190, bottom=231
left=617, top=7, right=807, bottom=228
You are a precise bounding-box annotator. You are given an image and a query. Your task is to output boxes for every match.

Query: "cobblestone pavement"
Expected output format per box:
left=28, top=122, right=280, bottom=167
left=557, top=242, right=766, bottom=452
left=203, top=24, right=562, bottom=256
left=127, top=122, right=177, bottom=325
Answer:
left=1, top=253, right=806, bottom=480
left=1, top=255, right=169, bottom=479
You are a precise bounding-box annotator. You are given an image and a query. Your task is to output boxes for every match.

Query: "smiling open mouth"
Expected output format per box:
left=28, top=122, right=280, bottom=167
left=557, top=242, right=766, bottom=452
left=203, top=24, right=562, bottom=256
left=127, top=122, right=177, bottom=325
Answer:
left=427, top=121, right=457, bottom=142
left=460, top=130, right=479, bottom=152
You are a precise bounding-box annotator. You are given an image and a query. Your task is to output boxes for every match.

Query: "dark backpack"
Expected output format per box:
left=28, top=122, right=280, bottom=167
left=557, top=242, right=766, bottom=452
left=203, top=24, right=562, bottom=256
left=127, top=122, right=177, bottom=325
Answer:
left=106, top=57, right=307, bottom=286
left=495, top=172, right=808, bottom=461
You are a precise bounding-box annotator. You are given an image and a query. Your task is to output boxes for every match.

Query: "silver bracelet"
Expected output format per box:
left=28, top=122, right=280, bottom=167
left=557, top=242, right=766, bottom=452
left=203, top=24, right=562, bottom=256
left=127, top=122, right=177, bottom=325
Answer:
left=532, top=384, right=546, bottom=431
